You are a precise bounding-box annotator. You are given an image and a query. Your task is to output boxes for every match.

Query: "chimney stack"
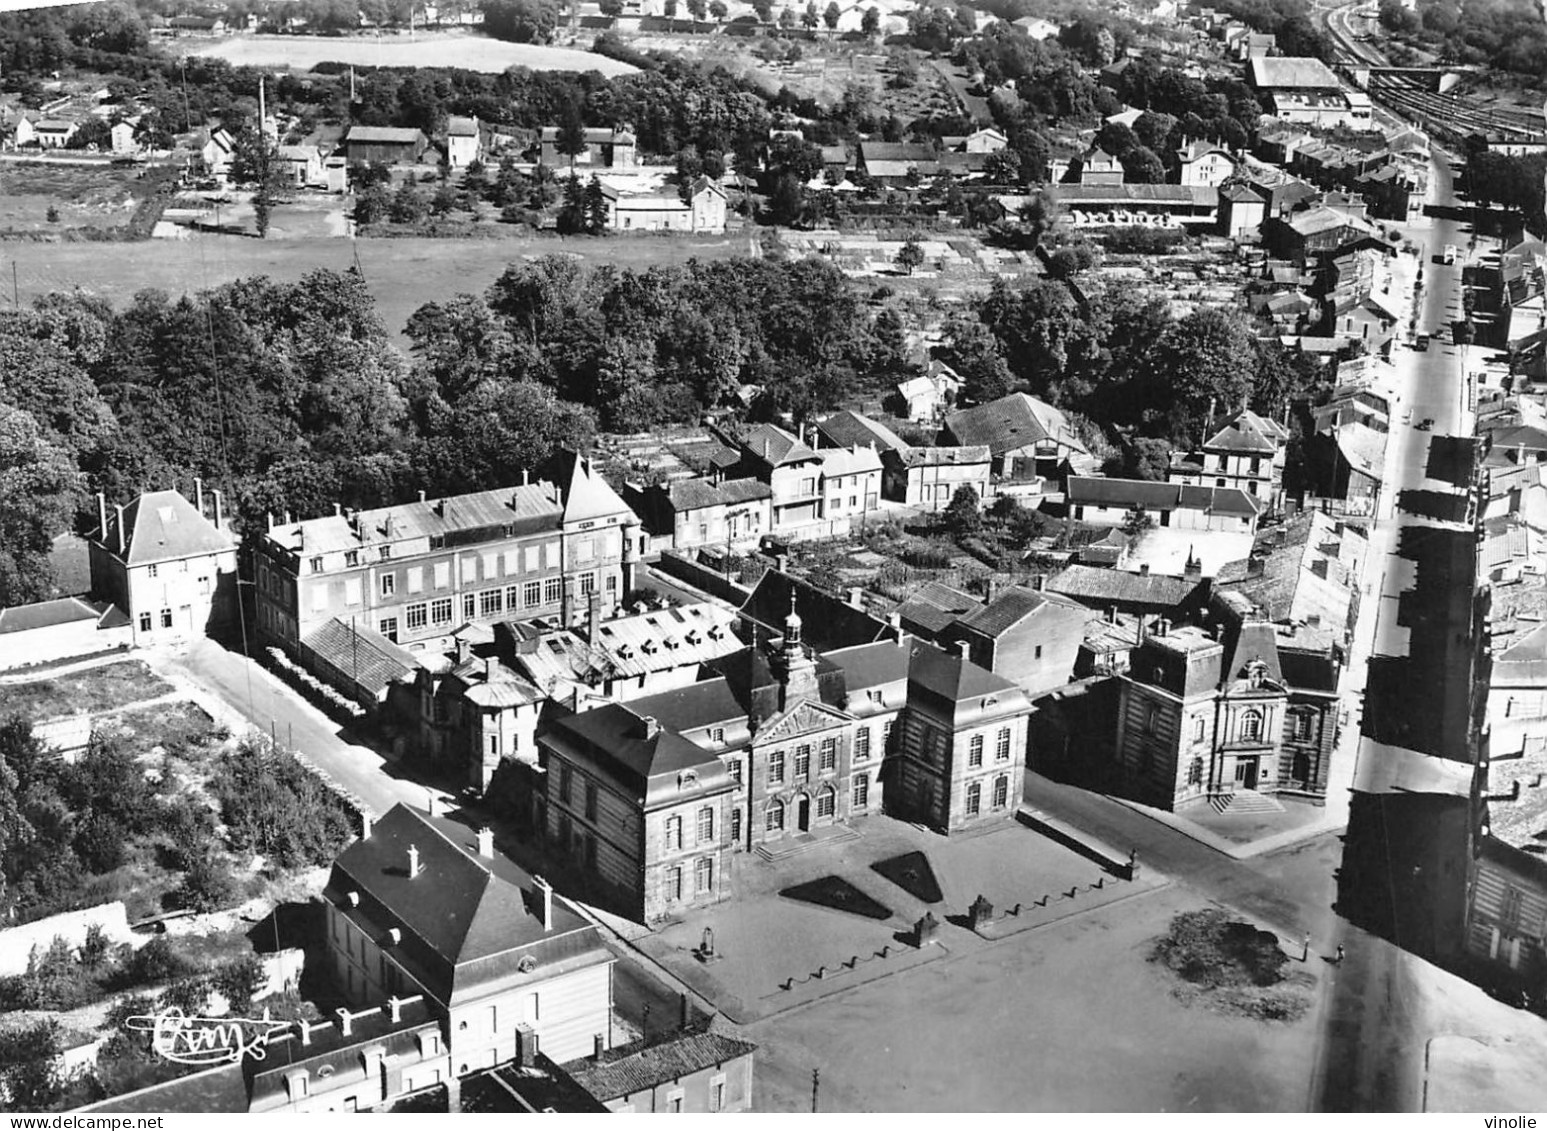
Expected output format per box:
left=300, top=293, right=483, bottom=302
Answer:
left=1157, top=618, right=1170, bottom=636
left=213, top=489, right=224, bottom=530
left=1138, top=563, right=1150, bottom=576
left=96, top=492, right=107, bottom=540
left=418, top=490, right=426, bottom=503
left=194, top=477, right=204, bottom=517
left=1032, top=574, right=1045, bottom=591
left=593, top=1034, right=605, bottom=1060
left=641, top=715, right=661, bottom=740
left=426, top=791, right=438, bottom=818
left=847, top=586, right=864, bottom=609
left=115, top=505, right=125, bottom=554
left=956, top=639, right=971, bottom=661
left=985, top=578, right=999, bottom=605
left=334, top=502, right=342, bottom=517
left=336, top=1007, right=353, bottom=1037
left=533, top=876, right=553, bottom=931
left=299, top=1020, right=313, bottom=1047
left=679, top=992, right=690, bottom=1030
left=1108, top=605, right=1118, bottom=624
left=455, top=636, right=470, bottom=665
left=477, top=827, right=494, bottom=858
left=775, top=552, right=789, bottom=574
left=360, top=811, right=373, bottom=840
left=407, top=844, right=421, bottom=877
left=388, top=996, right=403, bottom=1024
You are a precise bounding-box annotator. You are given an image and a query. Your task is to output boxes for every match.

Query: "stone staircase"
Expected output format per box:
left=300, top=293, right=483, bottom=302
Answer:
left=1209, top=788, right=1286, bottom=815
left=754, top=823, right=861, bottom=862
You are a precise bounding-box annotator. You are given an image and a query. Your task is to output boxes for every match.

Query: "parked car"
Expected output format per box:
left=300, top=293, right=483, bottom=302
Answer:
left=1415, top=334, right=1430, bottom=351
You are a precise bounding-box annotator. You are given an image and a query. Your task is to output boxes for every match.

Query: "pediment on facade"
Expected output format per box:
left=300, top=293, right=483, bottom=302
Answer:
left=756, top=698, right=851, bottom=742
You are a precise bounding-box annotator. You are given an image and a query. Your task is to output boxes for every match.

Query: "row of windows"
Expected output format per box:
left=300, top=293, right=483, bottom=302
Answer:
left=664, top=857, right=715, bottom=900
left=136, top=607, right=179, bottom=633
left=766, top=736, right=840, bottom=784
left=664, top=808, right=715, bottom=851
left=1155, top=708, right=1313, bottom=744
left=963, top=775, right=1011, bottom=815
left=557, top=764, right=602, bottom=821
left=309, top=538, right=586, bottom=579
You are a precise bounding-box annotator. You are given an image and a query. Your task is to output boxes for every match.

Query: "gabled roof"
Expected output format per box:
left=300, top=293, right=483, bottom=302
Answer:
left=447, top=115, right=480, bottom=136
left=952, top=586, right=1090, bottom=640
left=344, top=126, right=428, bottom=144
left=895, top=445, right=992, bottom=469
left=819, top=445, right=883, bottom=476
left=943, top=392, right=1087, bottom=457
left=893, top=581, right=983, bottom=638
left=560, top=1022, right=757, bottom=1103
left=740, top=571, right=890, bottom=654
left=302, top=618, right=419, bottom=698
left=326, top=804, right=609, bottom=1006
left=818, top=410, right=908, bottom=453
left=1067, top=476, right=1261, bottom=517
left=1248, top=56, right=1341, bottom=90
left=99, top=489, right=233, bottom=567
left=1045, top=564, right=1207, bottom=611
left=859, top=141, right=937, bottom=163
left=1202, top=408, right=1287, bottom=454
left=741, top=423, right=818, bottom=467
left=552, top=448, right=634, bottom=526
left=0, top=596, right=121, bottom=635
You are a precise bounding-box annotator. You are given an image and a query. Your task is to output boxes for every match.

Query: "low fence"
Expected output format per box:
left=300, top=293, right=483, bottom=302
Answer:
left=1015, top=806, right=1138, bottom=880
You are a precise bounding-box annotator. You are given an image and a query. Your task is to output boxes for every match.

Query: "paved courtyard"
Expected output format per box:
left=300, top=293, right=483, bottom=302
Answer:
left=746, top=883, right=1326, bottom=1112
left=637, top=815, right=1166, bottom=1022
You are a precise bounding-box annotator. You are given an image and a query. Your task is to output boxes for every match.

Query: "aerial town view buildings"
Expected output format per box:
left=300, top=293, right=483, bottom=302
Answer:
left=3, top=0, right=1547, bottom=1114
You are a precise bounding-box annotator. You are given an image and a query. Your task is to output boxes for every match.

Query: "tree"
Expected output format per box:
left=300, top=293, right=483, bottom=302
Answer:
left=860, top=4, right=880, bottom=37
left=431, top=182, right=458, bottom=217
left=1121, top=505, right=1153, bottom=541
left=983, top=149, right=1020, bottom=184
left=599, top=0, right=623, bottom=14
left=823, top=0, right=839, bottom=29
left=1143, top=307, right=1256, bottom=441
left=1120, top=144, right=1166, bottom=184
left=389, top=180, right=428, bottom=224
left=709, top=0, right=727, bottom=19
left=766, top=173, right=806, bottom=226
left=584, top=174, right=610, bottom=234
left=229, top=128, right=285, bottom=238
left=557, top=174, right=586, bottom=233
left=943, top=484, right=981, bottom=539
left=1123, top=436, right=1172, bottom=481
left=895, top=237, right=925, bottom=275
left=750, top=0, right=773, bottom=20
left=687, top=0, right=706, bottom=19
left=0, top=1021, right=64, bottom=1113
left=664, top=0, right=679, bottom=16
left=553, top=103, right=588, bottom=172
left=940, top=313, right=1013, bottom=406
left=354, top=182, right=391, bottom=225
left=802, top=0, right=819, bottom=28
left=480, top=0, right=559, bottom=42
left=0, top=405, right=79, bottom=608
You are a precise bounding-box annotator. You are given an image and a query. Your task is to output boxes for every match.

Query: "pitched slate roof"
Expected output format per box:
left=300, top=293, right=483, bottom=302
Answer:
left=1203, top=408, right=1288, bottom=454
left=344, top=126, right=427, bottom=144
left=302, top=617, right=419, bottom=697
left=1045, top=564, right=1207, bottom=611
left=893, top=581, right=983, bottom=638
left=740, top=571, right=890, bottom=654
left=741, top=423, right=818, bottom=467
left=1067, top=477, right=1262, bottom=517
left=819, top=445, right=883, bottom=476
left=907, top=638, right=1020, bottom=702
left=447, top=116, right=479, bottom=137
left=553, top=448, right=634, bottom=525
left=943, top=393, right=1087, bottom=458
left=817, top=410, right=908, bottom=453
left=953, top=586, right=1088, bottom=639
left=100, top=489, right=234, bottom=567
left=895, top=444, right=991, bottom=468
left=548, top=701, right=729, bottom=794
left=78, top=1064, right=248, bottom=1114
left=859, top=141, right=937, bottom=163
left=326, top=804, right=609, bottom=1006
left=560, top=1023, right=757, bottom=1103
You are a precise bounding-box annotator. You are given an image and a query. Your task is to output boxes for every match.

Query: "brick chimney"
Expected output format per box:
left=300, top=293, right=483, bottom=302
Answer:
left=407, top=844, right=421, bottom=877
left=477, top=827, right=494, bottom=858
left=96, top=492, right=107, bottom=540
left=593, top=1034, right=605, bottom=1060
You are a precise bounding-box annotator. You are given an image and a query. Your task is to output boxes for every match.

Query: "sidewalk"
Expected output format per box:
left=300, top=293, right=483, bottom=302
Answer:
left=1108, top=795, right=1346, bottom=861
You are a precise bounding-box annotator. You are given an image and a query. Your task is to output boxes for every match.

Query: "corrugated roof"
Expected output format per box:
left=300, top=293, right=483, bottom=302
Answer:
left=100, top=489, right=234, bottom=567
left=302, top=617, right=419, bottom=697
left=511, top=602, right=741, bottom=691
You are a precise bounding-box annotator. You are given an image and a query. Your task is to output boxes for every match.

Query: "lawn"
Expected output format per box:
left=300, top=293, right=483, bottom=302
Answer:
left=190, top=32, right=639, bottom=76
left=0, top=160, right=155, bottom=234
left=0, top=661, right=174, bottom=723
left=10, top=229, right=756, bottom=343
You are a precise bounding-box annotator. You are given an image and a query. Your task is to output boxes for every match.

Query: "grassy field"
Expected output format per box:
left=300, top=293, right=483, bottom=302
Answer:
left=0, top=160, right=155, bottom=234
left=190, top=31, right=639, bottom=76
left=0, top=660, right=174, bottom=722
left=4, top=228, right=757, bottom=341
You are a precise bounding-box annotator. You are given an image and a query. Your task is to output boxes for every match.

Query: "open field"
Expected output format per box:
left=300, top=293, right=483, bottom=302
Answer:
left=0, top=160, right=154, bottom=234
left=189, top=32, right=639, bottom=76
left=3, top=229, right=756, bottom=342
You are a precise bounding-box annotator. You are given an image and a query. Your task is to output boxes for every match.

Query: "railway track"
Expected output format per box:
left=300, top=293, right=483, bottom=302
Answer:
left=1320, top=0, right=1545, bottom=141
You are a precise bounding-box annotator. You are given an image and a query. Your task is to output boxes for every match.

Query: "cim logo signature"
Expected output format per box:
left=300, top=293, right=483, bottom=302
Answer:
left=123, top=1007, right=293, bottom=1066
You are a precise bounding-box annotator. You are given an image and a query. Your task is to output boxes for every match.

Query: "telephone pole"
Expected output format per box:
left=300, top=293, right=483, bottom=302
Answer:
left=810, top=1068, right=820, bottom=1113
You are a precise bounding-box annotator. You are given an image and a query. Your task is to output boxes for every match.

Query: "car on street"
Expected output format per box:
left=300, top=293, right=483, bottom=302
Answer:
left=1443, top=245, right=1458, bottom=265
left=1415, top=334, right=1430, bottom=351
left=1417, top=418, right=1434, bottom=431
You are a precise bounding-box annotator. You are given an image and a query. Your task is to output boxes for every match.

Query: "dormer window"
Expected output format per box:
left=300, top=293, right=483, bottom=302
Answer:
left=310, top=556, right=323, bottom=574
left=678, top=770, right=698, bottom=790
left=868, top=689, right=884, bottom=704
left=345, top=550, right=360, bottom=568
left=710, top=727, right=725, bottom=744
left=981, top=696, right=998, bottom=709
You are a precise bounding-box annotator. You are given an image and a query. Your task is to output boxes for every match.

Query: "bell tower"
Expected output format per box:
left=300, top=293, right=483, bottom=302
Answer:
left=775, top=591, right=819, bottom=709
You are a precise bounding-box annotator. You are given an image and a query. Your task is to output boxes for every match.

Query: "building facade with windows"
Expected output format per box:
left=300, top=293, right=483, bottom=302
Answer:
left=531, top=600, right=1033, bottom=922
left=1167, top=408, right=1290, bottom=513
left=254, top=451, right=641, bottom=668
left=324, top=804, right=616, bottom=1079
left=88, top=486, right=238, bottom=646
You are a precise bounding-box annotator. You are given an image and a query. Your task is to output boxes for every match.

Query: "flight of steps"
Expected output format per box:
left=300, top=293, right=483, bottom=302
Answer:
left=1209, top=788, right=1286, bottom=815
